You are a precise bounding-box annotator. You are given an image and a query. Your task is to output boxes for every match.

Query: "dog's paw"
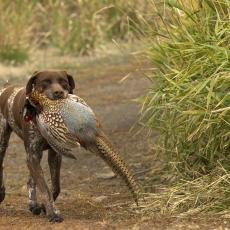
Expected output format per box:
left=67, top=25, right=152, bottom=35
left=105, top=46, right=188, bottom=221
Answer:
left=29, top=203, right=42, bottom=215
left=48, top=214, right=64, bottom=223
left=40, top=203, right=46, bottom=214
left=29, top=203, right=47, bottom=215
left=0, top=186, right=5, bottom=203
left=31, top=206, right=42, bottom=215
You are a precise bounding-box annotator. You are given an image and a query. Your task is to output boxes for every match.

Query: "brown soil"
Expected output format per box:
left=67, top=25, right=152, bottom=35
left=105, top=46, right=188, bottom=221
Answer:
left=0, top=55, right=229, bottom=229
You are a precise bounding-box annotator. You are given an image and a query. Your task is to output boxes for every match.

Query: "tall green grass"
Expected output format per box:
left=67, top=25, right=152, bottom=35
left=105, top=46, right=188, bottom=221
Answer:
left=0, top=0, right=152, bottom=63
left=141, top=0, right=230, bottom=213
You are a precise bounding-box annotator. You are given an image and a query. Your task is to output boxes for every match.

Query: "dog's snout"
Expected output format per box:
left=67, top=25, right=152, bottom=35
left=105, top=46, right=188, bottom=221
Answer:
left=53, top=91, right=64, bottom=99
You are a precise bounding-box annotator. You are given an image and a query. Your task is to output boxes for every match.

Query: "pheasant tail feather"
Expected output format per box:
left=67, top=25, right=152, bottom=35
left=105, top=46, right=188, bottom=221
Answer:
left=92, top=134, right=140, bottom=205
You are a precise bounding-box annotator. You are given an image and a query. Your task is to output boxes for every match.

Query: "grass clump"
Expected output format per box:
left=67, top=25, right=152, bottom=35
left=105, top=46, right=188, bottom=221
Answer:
left=0, top=46, right=28, bottom=65
left=143, top=165, right=230, bottom=215
left=0, top=0, right=35, bottom=64
left=141, top=0, right=230, bottom=213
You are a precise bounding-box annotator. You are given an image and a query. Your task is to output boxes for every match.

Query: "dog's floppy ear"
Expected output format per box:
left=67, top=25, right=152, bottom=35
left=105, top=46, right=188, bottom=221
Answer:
left=65, top=72, right=75, bottom=94
left=26, top=71, right=39, bottom=95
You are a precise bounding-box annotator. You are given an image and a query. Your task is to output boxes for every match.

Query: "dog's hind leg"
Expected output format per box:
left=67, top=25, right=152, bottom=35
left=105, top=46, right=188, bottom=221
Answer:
left=0, top=114, right=12, bottom=203
left=48, top=149, right=62, bottom=201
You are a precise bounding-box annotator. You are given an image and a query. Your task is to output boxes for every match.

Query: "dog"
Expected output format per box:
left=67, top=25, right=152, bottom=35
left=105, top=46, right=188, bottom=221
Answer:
left=0, top=70, right=75, bottom=222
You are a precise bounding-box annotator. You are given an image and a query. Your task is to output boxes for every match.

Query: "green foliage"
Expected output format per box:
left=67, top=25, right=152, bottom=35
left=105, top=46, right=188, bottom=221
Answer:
left=39, top=0, right=152, bottom=54
left=0, top=0, right=152, bottom=63
left=0, top=46, right=28, bottom=65
left=0, top=0, right=36, bottom=64
left=142, top=0, right=230, bottom=179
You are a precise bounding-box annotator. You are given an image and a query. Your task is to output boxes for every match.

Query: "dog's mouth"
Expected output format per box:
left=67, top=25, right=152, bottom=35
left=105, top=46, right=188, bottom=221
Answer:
left=51, top=96, right=64, bottom=100
left=46, top=92, right=67, bottom=100
left=49, top=97, right=66, bottom=101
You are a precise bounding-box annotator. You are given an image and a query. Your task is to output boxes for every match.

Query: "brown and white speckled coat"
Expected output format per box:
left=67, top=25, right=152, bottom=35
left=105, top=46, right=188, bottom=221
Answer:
left=0, top=86, right=46, bottom=211
left=0, top=70, right=76, bottom=222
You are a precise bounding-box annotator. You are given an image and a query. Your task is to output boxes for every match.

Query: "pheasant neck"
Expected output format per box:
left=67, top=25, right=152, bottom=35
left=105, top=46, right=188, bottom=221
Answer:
left=29, top=90, right=54, bottom=108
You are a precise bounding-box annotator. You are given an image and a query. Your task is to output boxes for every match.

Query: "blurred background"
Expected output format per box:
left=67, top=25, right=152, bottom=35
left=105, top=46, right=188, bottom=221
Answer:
left=0, top=0, right=152, bottom=80
left=0, top=1, right=230, bottom=229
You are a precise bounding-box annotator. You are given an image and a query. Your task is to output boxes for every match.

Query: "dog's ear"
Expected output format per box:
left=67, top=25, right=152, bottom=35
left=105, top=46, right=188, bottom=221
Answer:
left=26, top=71, right=39, bottom=95
left=65, top=72, right=75, bottom=94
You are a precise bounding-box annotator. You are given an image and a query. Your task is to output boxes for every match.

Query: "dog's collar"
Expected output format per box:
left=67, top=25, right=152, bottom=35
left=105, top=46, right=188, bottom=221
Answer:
left=23, top=97, right=38, bottom=122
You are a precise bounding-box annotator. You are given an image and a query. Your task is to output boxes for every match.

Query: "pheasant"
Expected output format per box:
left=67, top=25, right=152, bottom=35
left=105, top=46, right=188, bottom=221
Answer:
left=28, top=89, right=140, bottom=205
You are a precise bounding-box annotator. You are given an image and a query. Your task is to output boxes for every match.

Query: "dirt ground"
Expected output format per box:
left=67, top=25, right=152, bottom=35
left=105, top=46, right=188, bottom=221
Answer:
left=0, top=53, right=230, bottom=229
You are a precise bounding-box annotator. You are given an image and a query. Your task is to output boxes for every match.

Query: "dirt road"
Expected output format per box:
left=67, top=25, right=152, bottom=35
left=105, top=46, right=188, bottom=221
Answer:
left=0, top=55, right=229, bottom=229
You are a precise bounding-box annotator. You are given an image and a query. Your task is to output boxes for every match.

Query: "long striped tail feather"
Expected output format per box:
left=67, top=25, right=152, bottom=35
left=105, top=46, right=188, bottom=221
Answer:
left=90, top=134, right=140, bottom=205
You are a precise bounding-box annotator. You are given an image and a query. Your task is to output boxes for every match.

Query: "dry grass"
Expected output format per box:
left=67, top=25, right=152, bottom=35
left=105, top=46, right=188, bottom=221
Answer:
left=0, top=0, right=154, bottom=64
left=139, top=0, right=230, bottom=214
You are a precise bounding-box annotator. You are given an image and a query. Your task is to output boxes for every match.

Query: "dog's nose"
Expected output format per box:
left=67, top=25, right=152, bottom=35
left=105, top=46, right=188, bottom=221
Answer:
left=53, top=91, right=64, bottom=99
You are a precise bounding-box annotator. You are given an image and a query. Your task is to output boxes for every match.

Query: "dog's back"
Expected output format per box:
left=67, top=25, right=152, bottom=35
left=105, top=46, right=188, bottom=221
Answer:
left=0, top=85, right=25, bottom=138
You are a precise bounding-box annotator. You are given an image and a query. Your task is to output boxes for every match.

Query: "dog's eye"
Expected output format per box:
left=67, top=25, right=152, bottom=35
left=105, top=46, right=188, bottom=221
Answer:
left=41, top=80, right=51, bottom=88
left=59, top=79, right=69, bottom=89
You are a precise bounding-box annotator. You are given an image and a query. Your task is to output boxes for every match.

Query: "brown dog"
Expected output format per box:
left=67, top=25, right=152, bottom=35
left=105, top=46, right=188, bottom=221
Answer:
left=0, top=70, right=75, bottom=222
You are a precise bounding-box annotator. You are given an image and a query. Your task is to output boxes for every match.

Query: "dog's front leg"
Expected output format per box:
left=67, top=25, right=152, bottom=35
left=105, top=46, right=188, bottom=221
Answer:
left=27, top=175, right=39, bottom=214
left=27, top=173, right=46, bottom=215
left=24, top=125, right=63, bottom=222
left=48, top=149, right=62, bottom=201
left=28, top=149, right=61, bottom=215
left=26, top=149, right=63, bottom=222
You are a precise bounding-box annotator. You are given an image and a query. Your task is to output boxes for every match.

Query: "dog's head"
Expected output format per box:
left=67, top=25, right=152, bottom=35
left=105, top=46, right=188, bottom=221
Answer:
left=26, top=70, right=75, bottom=100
